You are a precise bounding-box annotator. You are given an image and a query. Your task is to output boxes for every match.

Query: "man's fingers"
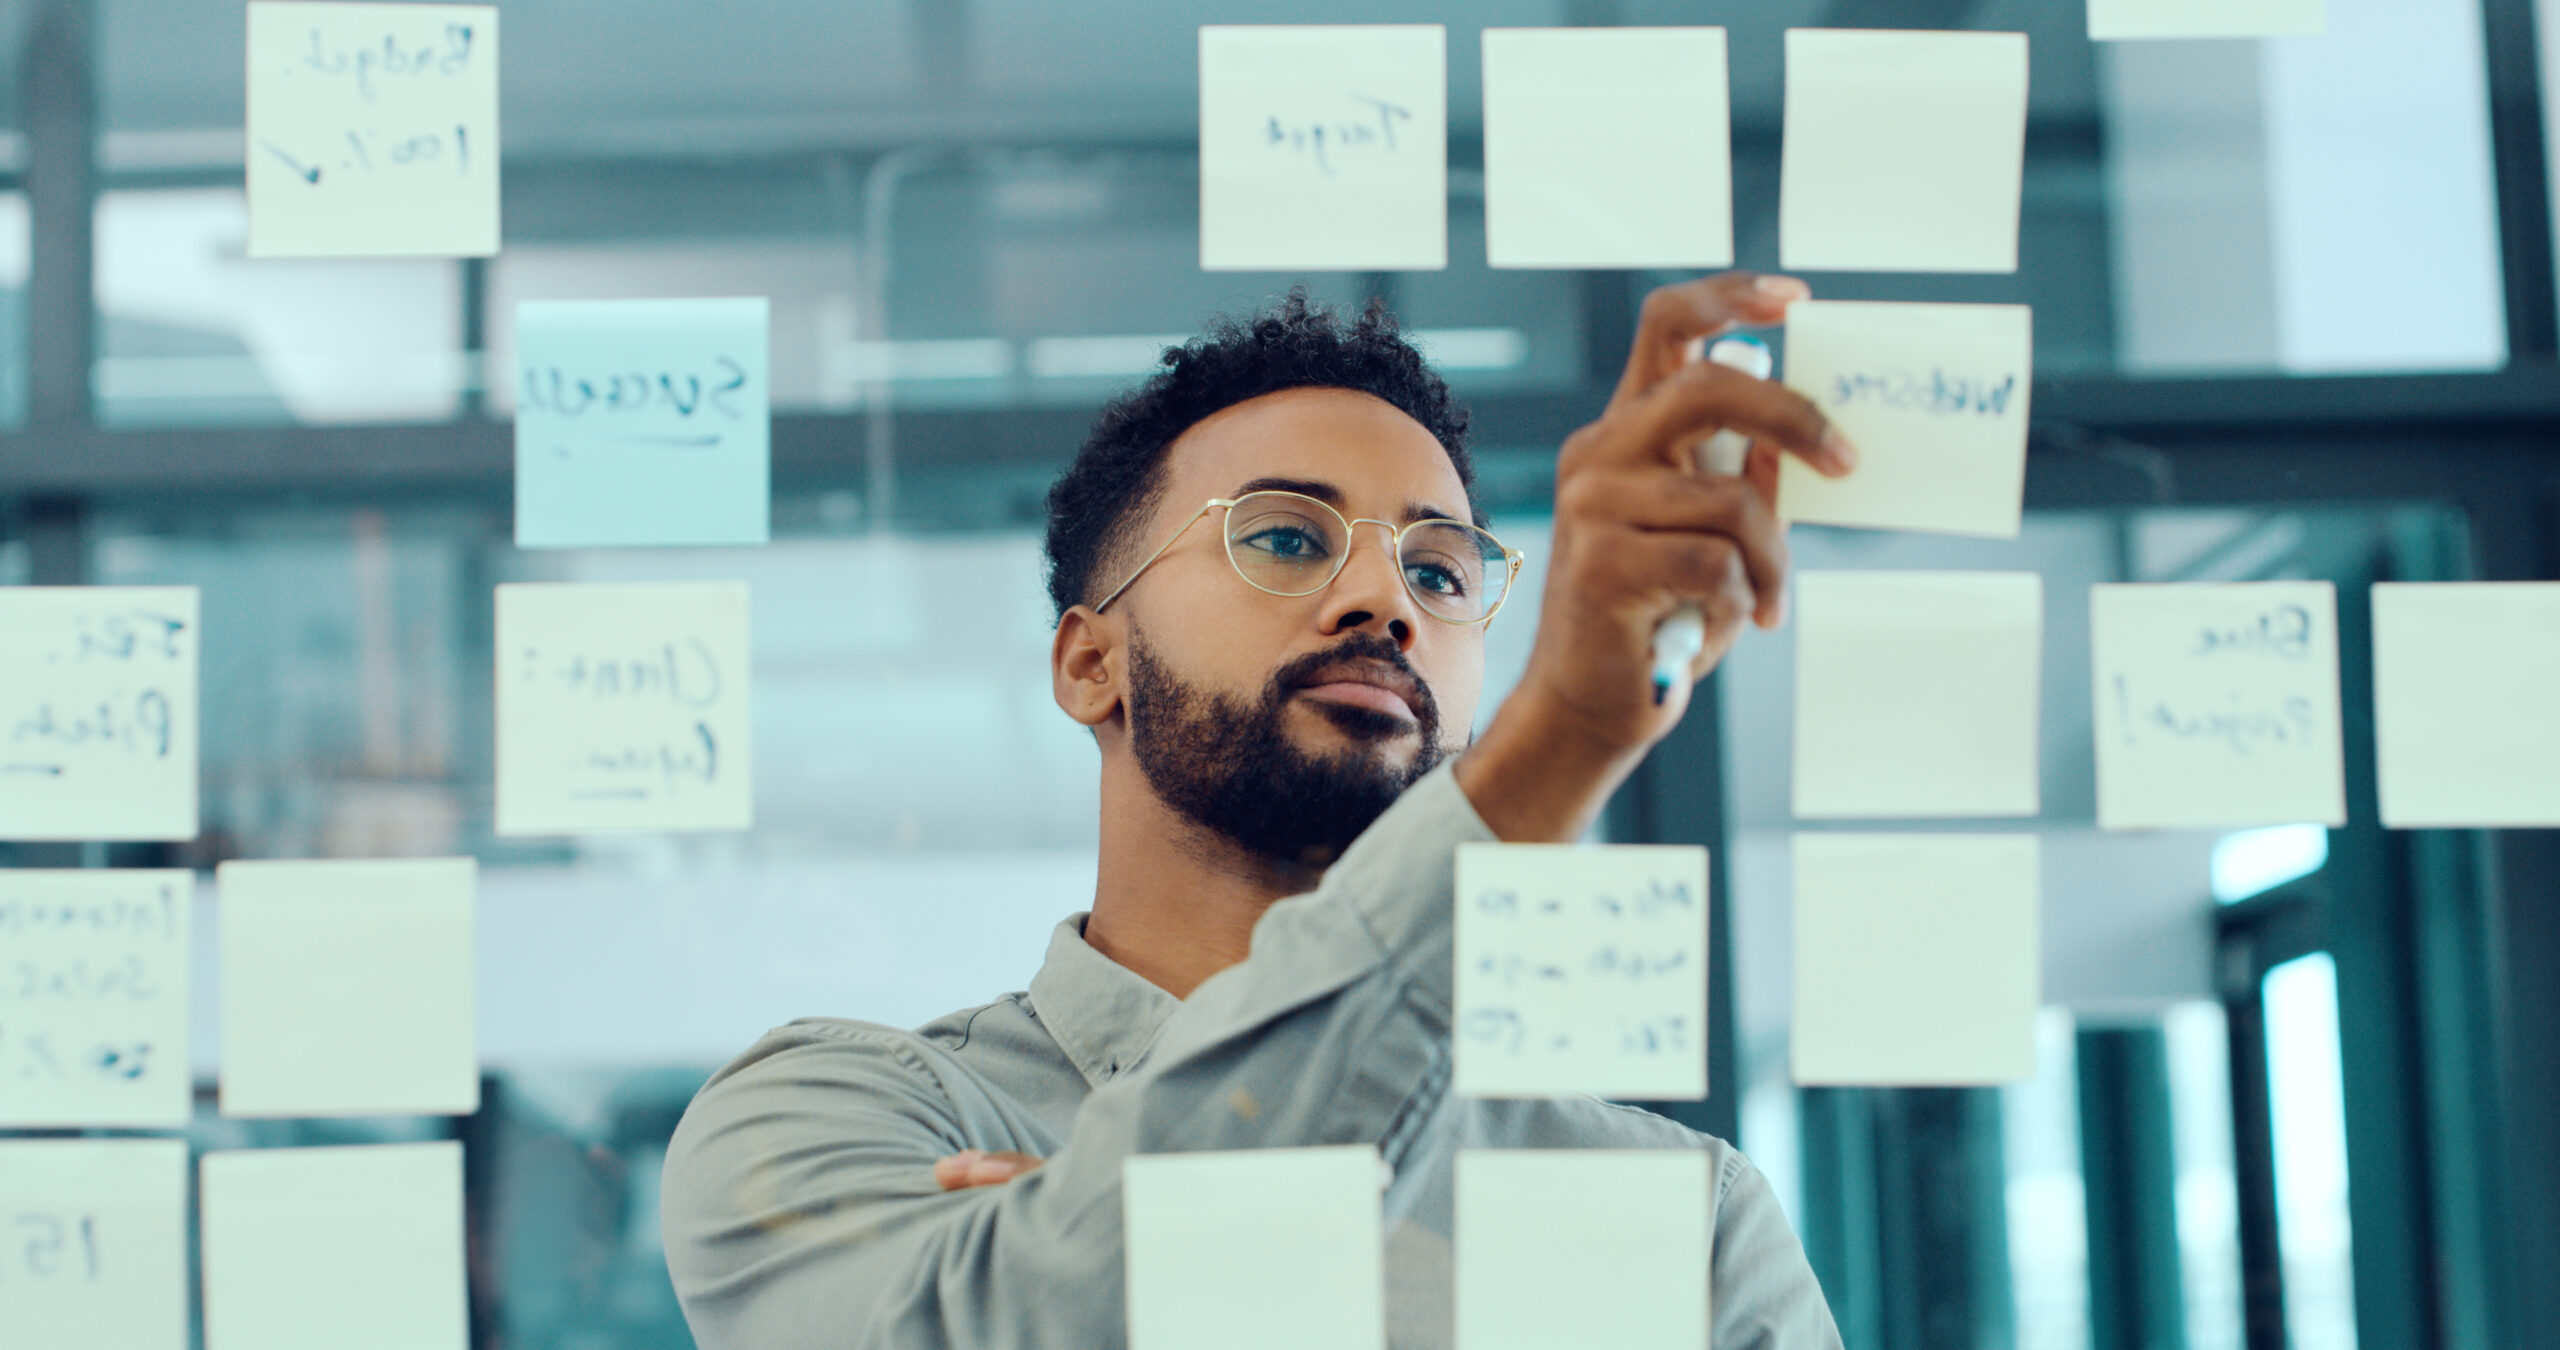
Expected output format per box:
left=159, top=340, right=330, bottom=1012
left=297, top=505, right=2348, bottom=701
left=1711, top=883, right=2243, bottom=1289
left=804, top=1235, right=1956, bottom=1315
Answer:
left=1573, top=473, right=1791, bottom=629
left=1610, top=272, right=1811, bottom=411
left=933, top=1150, right=1045, bottom=1190
left=1587, top=360, right=1855, bottom=481
left=1609, top=530, right=1762, bottom=636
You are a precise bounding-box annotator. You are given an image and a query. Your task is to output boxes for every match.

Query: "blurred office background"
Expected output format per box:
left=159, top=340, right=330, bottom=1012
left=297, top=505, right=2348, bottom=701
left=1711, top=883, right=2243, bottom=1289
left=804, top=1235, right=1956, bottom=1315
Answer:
left=2, top=0, right=2557, bottom=1347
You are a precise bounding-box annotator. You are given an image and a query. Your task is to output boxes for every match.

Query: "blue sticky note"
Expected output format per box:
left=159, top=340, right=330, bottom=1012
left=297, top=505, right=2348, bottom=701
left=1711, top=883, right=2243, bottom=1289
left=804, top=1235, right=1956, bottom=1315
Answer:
left=513, top=297, right=771, bottom=548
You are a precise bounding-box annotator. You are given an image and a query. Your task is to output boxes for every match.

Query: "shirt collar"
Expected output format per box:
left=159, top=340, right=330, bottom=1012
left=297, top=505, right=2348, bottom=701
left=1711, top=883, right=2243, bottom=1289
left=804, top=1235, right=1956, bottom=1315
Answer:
left=1026, top=912, right=1182, bottom=1089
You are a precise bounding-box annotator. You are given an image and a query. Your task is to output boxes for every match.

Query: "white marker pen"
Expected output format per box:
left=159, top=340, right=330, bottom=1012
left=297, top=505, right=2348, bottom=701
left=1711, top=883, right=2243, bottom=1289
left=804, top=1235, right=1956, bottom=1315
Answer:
left=1649, top=332, right=1775, bottom=705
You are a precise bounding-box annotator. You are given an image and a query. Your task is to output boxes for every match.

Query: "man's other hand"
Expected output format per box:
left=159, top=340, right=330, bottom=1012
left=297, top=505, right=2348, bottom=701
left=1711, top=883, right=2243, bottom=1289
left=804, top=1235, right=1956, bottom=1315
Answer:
left=933, top=1149, right=1045, bottom=1190
left=1458, top=272, right=1857, bottom=844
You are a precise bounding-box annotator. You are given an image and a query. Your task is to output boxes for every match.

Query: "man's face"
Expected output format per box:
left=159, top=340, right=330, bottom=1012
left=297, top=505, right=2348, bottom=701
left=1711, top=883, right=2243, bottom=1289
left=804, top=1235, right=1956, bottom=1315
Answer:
left=1097, top=386, right=1490, bottom=867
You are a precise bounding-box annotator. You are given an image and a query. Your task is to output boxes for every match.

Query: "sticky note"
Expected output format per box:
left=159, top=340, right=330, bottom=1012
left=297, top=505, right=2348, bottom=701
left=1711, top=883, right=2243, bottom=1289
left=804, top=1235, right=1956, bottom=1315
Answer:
left=1793, top=571, right=2042, bottom=818
left=1124, top=1145, right=1384, bottom=1350
left=1481, top=28, right=1732, bottom=269
left=0, top=871, right=192, bottom=1128
left=494, top=582, right=753, bottom=834
left=1199, top=25, right=1446, bottom=271
left=200, top=1142, right=469, bottom=1350
left=2372, top=582, right=2560, bottom=828
left=513, top=297, right=771, bottom=549
left=218, top=858, right=478, bottom=1118
left=1455, top=1150, right=1709, bottom=1350
left=1778, top=29, right=2028, bottom=273
left=1453, top=843, right=1708, bottom=1099
left=1792, top=832, right=2039, bottom=1085
left=2089, top=0, right=2325, bottom=39
left=2091, top=582, right=2346, bottom=830
left=0, top=587, right=199, bottom=842
left=0, top=1139, right=189, bottom=1350
left=1776, top=300, right=2033, bottom=539
left=246, top=2, right=500, bottom=258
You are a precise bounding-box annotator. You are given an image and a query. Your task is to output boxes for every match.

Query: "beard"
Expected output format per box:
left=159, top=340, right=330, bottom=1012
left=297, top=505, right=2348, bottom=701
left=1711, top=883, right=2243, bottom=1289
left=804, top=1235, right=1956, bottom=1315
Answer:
left=1125, top=629, right=1447, bottom=870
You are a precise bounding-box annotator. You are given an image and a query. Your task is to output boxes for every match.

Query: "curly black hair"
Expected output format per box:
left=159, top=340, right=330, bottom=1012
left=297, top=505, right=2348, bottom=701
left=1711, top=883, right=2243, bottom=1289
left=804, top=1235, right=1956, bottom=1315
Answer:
left=1041, top=290, right=1477, bottom=622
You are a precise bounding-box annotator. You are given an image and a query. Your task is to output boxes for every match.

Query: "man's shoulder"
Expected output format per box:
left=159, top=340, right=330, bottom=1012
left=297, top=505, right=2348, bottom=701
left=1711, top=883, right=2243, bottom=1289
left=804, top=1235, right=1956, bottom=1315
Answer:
left=694, top=997, right=1030, bottom=1099
left=1471, top=1097, right=1748, bottom=1174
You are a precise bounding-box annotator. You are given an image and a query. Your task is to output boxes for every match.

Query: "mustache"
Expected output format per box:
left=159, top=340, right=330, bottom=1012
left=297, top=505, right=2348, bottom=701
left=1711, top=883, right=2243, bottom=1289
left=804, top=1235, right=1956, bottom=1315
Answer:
left=1269, top=633, right=1438, bottom=725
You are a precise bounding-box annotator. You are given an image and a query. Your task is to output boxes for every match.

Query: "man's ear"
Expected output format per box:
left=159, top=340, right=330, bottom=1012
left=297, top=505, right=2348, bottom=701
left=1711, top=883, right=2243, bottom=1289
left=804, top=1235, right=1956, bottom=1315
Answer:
left=1051, top=605, right=1122, bottom=731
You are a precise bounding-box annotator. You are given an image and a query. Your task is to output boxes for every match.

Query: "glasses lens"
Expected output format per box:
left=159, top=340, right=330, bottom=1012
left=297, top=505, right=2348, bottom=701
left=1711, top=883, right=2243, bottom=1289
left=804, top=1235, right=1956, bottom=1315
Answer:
left=1225, top=493, right=1347, bottom=596
left=1401, top=521, right=1509, bottom=622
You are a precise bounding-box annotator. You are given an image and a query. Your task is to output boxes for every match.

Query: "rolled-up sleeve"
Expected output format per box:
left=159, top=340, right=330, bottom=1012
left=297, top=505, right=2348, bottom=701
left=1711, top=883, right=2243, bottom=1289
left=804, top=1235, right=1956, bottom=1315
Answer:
left=661, top=760, right=1496, bottom=1350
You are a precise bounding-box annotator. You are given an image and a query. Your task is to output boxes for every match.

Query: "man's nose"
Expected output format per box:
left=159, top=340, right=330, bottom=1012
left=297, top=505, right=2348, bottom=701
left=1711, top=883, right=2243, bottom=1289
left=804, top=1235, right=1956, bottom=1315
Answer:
left=1316, top=521, right=1419, bottom=647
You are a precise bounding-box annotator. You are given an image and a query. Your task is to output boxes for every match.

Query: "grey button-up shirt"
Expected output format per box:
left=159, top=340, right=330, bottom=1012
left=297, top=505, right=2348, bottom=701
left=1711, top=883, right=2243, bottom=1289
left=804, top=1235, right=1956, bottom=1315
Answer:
left=662, top=761, right=1843, bottom=1349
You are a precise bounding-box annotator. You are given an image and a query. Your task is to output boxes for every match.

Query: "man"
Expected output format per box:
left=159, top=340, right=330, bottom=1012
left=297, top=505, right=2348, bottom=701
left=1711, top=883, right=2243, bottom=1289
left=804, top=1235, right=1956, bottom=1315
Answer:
left=662, top=272, right=1860, bottom=1348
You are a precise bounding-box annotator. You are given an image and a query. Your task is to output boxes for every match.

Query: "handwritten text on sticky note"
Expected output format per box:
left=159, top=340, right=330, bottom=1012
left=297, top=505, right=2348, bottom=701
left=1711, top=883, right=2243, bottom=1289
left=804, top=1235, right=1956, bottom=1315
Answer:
left=513, top=297, right=771, bottom=549
left=1124, top=1145, right=1384, bottom=1350
left=2373, top=582, right=2560, bottom=828
left=0, top=1139, right=189, bottom=1350
left=1779, top=29, right=2029, bottom=273
left=1199, top=25, right=1446, bottom=271
left=1454, top=843, right=1708, bottom=1099
left=218, top=858, right=478, bottom=1119
left=246, top=2, right=500, bottom=258
left=2089, top=0, right=2325, bottom=39
left=1793, top=571, right=2043, bottom=819
left=1792, top=832, right=2040, bottom=1086
left=0, top=587, right=199, bottom=842
left=2092, top=582, right=2346, bottom=830
left=201, top=1142, right=470, bottom=1350
left=495, top=582, right=752, bottom=834
left=1456, top=1150, right=1710, bottom=1350
left=1778, top=300, right=2033, bottom=539
left=0, top=871, right=191, bottom=1128
left=1481, top=27, right=1732, bottom=269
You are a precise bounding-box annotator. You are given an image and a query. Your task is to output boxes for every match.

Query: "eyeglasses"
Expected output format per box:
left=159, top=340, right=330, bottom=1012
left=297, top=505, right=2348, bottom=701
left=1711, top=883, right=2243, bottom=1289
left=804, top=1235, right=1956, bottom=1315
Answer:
left=1092, top=489, right=1526, bottom=626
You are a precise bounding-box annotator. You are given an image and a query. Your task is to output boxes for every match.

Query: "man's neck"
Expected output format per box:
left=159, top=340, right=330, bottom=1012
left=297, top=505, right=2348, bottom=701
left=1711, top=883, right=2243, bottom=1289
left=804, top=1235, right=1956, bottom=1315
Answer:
left=1083, top=762, right=1326, bottom=1000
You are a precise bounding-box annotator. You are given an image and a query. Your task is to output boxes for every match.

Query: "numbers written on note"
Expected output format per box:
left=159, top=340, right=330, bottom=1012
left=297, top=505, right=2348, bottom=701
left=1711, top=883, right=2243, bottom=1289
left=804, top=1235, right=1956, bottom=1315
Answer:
left=246, top=2, right=500, bottom=258
left=495, top=583, right=753, bottom=835
left=0, top=589, right=199, bottom=842
left=2092, top=582, right=2347, bottom=830
left=0, top=1211, right=103, bottom=1286
left=0, top=873, right=190, bottom=1128
left=257, top=18, right=478, bottom=187
left=1454, top=844, right=1709, bottom=1100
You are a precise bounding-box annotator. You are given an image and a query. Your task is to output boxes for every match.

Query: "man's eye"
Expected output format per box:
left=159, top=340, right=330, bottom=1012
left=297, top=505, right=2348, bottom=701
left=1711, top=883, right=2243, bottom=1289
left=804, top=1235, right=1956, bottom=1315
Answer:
left=1241, top=526, right=1328, bottom=560
left=1408, top=561, right=1467, bottom=596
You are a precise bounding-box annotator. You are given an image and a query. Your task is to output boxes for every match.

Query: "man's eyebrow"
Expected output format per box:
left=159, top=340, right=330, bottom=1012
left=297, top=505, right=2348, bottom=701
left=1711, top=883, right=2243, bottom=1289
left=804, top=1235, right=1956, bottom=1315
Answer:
left=1230, top=476, right=1464, bottom=526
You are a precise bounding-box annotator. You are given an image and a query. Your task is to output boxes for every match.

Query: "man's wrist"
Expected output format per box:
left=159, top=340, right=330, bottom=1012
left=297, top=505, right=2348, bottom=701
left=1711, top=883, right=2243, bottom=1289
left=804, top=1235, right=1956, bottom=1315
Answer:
left=1453, top=688, right=1648, bottom=844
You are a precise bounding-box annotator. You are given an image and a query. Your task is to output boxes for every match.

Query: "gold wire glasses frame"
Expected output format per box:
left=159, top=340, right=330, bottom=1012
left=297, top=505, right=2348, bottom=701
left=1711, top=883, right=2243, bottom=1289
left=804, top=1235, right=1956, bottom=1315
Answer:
left=1091, top=490, right=1528, bottom=625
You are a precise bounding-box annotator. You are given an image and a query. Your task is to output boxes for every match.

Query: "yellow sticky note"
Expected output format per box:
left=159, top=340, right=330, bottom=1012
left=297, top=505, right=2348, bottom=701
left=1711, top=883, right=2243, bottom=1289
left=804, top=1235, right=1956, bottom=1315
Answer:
left=1779, top=29, right=2028, bottom=273
left=2092, top=582, right=2346, bottom=830
left=2089, top=0, right=2325, bottom=39
left=1198, top=25, right=1446, bottom=271
left=218, top=858, right=478, bottom=1118
left=0, top=587, right=199, bottom=842
left=494, top=582, right=753, bottom=834
left=1777, top=300, right=2033, bottom=538
left=1481, top=28, right=1732, bottom=269
left=201, top=1143, right=469, bottom=1350
left=1793, top=571, right=2043, bottom=818
left=246, top=2, right=500, bottom=257
left=1454, top=843, right=1708, bottom=1100
left=1124, top=1146, right=1385, bottom=1350
left=0, top=1139, right=189, bottom=1350
left=1455, top=1150, right=1709, bottom=1350
left=2372, top=582, right=2560, bottom=828
left=1792, top=832, right=2040, bottom=1085
left=0, top=871, right=192, bottom=1128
